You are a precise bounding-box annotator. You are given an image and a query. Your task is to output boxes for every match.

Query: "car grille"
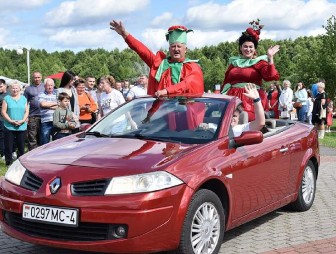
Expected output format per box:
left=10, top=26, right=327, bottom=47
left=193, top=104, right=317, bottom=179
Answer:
left=20, top=170, right=43, bottom=191
left=71, top=179, right=109, bottom=196
left=3, top=211, right=117, bottom=241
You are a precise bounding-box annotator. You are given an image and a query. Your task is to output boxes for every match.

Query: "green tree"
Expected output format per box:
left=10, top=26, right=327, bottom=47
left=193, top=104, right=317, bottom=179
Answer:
left=320, top=15, right=336, bottom=100
left=0, top=15, right=335, bottom=99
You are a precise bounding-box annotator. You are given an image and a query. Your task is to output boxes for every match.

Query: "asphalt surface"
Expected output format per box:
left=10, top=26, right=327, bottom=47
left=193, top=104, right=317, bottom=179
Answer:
left=0, top=145, right=335, bottom=254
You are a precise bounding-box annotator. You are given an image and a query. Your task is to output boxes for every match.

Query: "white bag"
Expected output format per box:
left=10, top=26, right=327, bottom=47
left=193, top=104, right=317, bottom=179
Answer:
left=320, top=107, right=327, bottom=119
left=280, top=110, right=290, bottom=119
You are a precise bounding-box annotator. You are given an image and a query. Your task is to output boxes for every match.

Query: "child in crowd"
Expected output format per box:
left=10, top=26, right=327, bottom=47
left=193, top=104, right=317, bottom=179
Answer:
left=306, top=90, right=314, bottom=125
left=53, top=92, right=78, bottom=140
left=326, top=99, right=333, bottom=132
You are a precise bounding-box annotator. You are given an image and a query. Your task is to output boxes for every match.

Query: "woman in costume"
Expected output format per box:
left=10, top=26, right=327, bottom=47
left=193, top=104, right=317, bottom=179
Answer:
left=221, top=19, right=280, bottom=120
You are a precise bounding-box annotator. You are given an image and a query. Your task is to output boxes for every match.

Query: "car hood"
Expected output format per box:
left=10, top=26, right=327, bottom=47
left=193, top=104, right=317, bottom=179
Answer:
left=20, top=136, right=193, bottom=169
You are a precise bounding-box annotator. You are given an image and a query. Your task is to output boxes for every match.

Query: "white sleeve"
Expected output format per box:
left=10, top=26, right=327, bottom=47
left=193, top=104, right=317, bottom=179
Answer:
left=117, top=91, right=126, bottom=105
left=232, top=123, right=250, bottom=137
left=127, top=88, right=136, bottom=100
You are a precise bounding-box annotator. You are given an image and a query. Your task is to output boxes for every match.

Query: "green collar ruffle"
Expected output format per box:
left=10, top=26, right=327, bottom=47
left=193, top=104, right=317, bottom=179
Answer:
left=229, top=55, right=268, bottom=68
left=155, top=57, right=199, bottom=84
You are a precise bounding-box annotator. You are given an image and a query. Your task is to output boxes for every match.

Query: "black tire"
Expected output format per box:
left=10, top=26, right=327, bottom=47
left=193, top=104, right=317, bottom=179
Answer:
left=175, top=189, right=225, bottom=254
left=289, top=161, right=317, bottom=211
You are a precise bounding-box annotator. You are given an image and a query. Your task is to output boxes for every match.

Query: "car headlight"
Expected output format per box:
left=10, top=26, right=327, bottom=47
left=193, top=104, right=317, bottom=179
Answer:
left=5, top=160, right=26, bottom=186
left=105, top=171, right=183, bottom=195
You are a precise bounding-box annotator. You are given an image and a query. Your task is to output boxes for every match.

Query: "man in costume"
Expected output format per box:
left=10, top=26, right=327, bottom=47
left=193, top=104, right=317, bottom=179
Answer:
left=109, top=20, right=204, bottom=97
left=221, top=19, right=280, bottom=121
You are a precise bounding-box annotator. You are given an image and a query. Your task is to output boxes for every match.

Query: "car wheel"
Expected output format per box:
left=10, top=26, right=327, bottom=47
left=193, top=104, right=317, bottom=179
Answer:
left=175, top=189, right=225, bottom=254
left=289, top=161, right=316, bottom=211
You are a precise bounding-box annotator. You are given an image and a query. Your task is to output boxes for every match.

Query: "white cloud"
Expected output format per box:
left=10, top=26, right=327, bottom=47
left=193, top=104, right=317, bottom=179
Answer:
left=151, top=12, right=174, bottom=27
left=184, top=0, right=336, bottom=33
left=1, top=0, right=334, bottom=52
left=45, top=0, right=150, bottom=27
left=0, top=0, right=49, bottom=11
left=187, top=30, right=240, bottom=49
left=138, top=28, right=240, bottom=52
left=140, top=29, right=167, bottom=51
left=48, top=28, right=128, bottom=51
left=0, top=28, right=11, bottom=45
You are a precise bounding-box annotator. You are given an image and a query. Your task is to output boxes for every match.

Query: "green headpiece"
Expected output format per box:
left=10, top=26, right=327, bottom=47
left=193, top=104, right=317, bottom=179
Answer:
left=165, top=25, right=193, bottom=44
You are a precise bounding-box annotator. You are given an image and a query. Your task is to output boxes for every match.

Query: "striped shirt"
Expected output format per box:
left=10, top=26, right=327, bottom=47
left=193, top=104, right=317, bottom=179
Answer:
left=38, top=90, right=58, bottom=123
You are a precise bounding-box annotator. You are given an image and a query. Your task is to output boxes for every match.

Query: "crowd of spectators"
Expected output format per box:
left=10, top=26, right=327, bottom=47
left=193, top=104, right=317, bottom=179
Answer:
left=0, top=70, right=334, bottom=167
left=1, top=71, right=335, bottom=166
left=0, top=73, right=149, bottom=165
left=265, top=78, right=333, bottom=139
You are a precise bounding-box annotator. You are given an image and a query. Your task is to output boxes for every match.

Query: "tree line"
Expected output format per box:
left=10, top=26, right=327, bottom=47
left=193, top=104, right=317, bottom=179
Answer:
left=0, top=16, right=335, bottom=100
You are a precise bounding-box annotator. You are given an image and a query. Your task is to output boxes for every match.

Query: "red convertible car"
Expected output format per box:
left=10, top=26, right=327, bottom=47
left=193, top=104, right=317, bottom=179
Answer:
left=0, top=94, right=319, bottom=254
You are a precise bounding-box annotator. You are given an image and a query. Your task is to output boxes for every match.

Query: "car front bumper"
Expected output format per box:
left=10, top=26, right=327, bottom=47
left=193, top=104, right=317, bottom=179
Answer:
left=0, top=177, right=193, bottom=253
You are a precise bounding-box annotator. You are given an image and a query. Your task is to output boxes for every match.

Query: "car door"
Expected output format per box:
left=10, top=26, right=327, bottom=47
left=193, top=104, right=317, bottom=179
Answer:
left=224, top=132, right=291, bottom=221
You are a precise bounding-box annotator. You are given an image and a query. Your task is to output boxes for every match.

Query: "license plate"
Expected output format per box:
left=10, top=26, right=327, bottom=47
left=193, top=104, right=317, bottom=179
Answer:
left=22, top=203, right=78, bottom=227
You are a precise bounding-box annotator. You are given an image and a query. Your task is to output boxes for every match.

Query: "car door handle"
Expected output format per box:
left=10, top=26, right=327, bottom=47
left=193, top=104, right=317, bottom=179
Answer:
left=280, top=147, right=288, bottom=153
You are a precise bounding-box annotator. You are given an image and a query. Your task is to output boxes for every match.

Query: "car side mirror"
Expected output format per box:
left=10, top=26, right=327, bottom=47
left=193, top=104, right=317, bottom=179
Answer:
left=229, top=131, right=263, bottom=149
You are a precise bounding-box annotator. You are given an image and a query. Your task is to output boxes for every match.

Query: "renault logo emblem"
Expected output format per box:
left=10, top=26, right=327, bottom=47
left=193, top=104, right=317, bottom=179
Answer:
left=50, top=178, right=61, bottom=194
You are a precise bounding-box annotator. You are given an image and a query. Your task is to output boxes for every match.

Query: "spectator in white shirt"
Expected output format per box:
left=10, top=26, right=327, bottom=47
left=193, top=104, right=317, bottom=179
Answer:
left=278, top=80, right=294, bottom=119
left=126, top=75, right=148, bottom=101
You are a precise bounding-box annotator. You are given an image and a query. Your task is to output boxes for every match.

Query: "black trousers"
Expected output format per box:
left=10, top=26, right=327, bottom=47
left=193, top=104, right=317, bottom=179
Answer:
left=4, top=128, right=26, bottom=166
left=27, top=116, right=41, bottom=150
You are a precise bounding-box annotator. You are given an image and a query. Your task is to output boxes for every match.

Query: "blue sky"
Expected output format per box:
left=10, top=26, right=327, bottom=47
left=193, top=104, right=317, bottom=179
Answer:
left=1, top=0, right=336, bottom=53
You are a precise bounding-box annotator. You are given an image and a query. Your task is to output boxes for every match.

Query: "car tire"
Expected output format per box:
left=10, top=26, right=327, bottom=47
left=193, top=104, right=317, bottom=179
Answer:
left=173, top=189, right=225, bottom=254
left=289, top=160, right=316, bottom=212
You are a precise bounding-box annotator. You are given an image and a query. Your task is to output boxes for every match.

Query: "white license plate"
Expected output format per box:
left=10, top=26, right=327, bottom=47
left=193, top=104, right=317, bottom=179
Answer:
left=22, top=203, right=78, bottom=227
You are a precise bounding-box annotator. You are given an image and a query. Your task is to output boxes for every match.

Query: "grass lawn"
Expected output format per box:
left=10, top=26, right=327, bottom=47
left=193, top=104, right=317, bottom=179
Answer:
left=0, top=120, right=335, bottom=177
left=319, top=121, right=336, bottom=148
left=0, top=161, right=6, bottom=177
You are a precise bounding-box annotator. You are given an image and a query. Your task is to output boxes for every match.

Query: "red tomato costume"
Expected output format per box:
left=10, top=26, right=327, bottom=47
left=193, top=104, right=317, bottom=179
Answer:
left=221, top=19, right=280, bottom=121
left=222, top=57, right=280, bottom=120
left=124, top=34, right=204, bottom=96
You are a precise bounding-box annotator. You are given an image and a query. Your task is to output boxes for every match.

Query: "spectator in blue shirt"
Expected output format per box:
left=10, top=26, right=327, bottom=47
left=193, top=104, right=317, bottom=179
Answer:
left=311, top=78, right=325, bottom=98
left=1, top=81, right=29, bottom=166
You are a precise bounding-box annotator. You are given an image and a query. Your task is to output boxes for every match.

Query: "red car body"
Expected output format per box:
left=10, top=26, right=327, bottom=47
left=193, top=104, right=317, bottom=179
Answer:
left=0, top=94, right=320, bottom=253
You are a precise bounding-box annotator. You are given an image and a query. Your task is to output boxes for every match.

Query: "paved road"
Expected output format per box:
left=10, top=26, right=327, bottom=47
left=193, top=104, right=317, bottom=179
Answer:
left=0, top=146, right=335, bottom=254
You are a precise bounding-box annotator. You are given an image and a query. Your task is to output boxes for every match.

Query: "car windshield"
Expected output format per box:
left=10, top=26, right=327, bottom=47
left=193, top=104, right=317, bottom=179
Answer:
left=89, top=96, right=228, bottom=144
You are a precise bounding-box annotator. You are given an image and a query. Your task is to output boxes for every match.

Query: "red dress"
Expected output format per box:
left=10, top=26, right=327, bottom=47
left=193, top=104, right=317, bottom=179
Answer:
left=125, top=35, right=204, bottom=96
left=327, top=104, right=333, bottom=126
left=222, top=57, right=280, bottom=120
left=269, top=90, right=280, bottom=119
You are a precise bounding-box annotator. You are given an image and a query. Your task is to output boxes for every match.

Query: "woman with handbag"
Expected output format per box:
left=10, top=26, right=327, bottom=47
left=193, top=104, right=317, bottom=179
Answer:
left=312, top=81, right=327, bottom=139
left=278, top=80, right=293, bottom=119
left=294, top=81, right=308, bottom=122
